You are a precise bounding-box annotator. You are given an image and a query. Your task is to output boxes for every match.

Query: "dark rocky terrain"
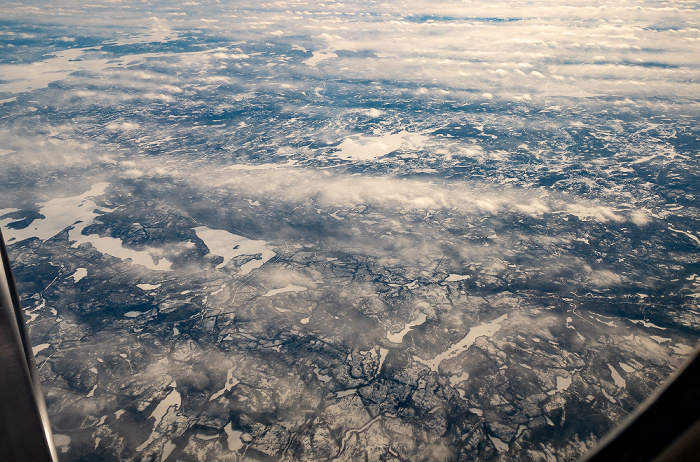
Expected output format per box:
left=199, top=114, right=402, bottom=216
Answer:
left=1, top=1, right=699, bottom=460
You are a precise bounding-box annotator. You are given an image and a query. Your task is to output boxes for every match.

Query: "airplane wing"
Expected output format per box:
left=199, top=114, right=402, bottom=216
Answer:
left=0, top=228, right=57, bottom=461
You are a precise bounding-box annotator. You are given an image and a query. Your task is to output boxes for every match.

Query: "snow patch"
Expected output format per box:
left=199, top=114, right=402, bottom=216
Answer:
left=336, top=389, right=357, bottom=398
left=671, top=343, right=695, bottom=355
left=71, top=268, right=87, bottom=282
left=335, top=131, right=426, bottom=161
left=32, top=343, right=50, bottom=356
left=161, top=441, right=176, bottom=462
left=376, top=348, right=389, bottom=377
left=608, top=364, right=626, bottom=388
left=619, top=362, right=635, bottom=373
left=224, top=422, right=244, bottom=452
left=414, top=314, right=508, bottom=372
left=556, top=375, right=572, bottom=392
left=313, top=366, right=332, bottom=383
left=263, top=284, right=307, bottom=297
left=53, top=434, right=71, bottom=454
left=136, top=384, right=181, bottom=452
left=547, top=375, right=572, bottom=395
left=194, top=226, right=275, bottom=273
left=210, top=368, right=240, bottom=401
left=124, top=311, right=148, bottom=318
left=0, top=183, right=173, bottom=271
left=387, top=312, right=427, bottom=343
left=630, top=319, right=666, bottom=330
left=449, top=371, right=470, bottom=386
left=489, top=435, right=509, bottom=452
left=303, top=50, right=337, bottom=67
left=445, top=274, right=470, bottom=282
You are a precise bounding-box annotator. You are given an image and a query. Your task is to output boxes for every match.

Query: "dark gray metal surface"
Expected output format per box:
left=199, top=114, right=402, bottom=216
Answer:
left=0, top=228, right=57, bottom=461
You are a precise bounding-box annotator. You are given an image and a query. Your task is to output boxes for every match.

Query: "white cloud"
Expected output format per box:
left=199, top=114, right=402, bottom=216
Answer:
left=363, top=108, right=383, bottom=117
left=334, top=131, right=426, bottom=161
left=106, top=121, right=140, bottom=131
left=142, top=92, right=175, bottom=102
